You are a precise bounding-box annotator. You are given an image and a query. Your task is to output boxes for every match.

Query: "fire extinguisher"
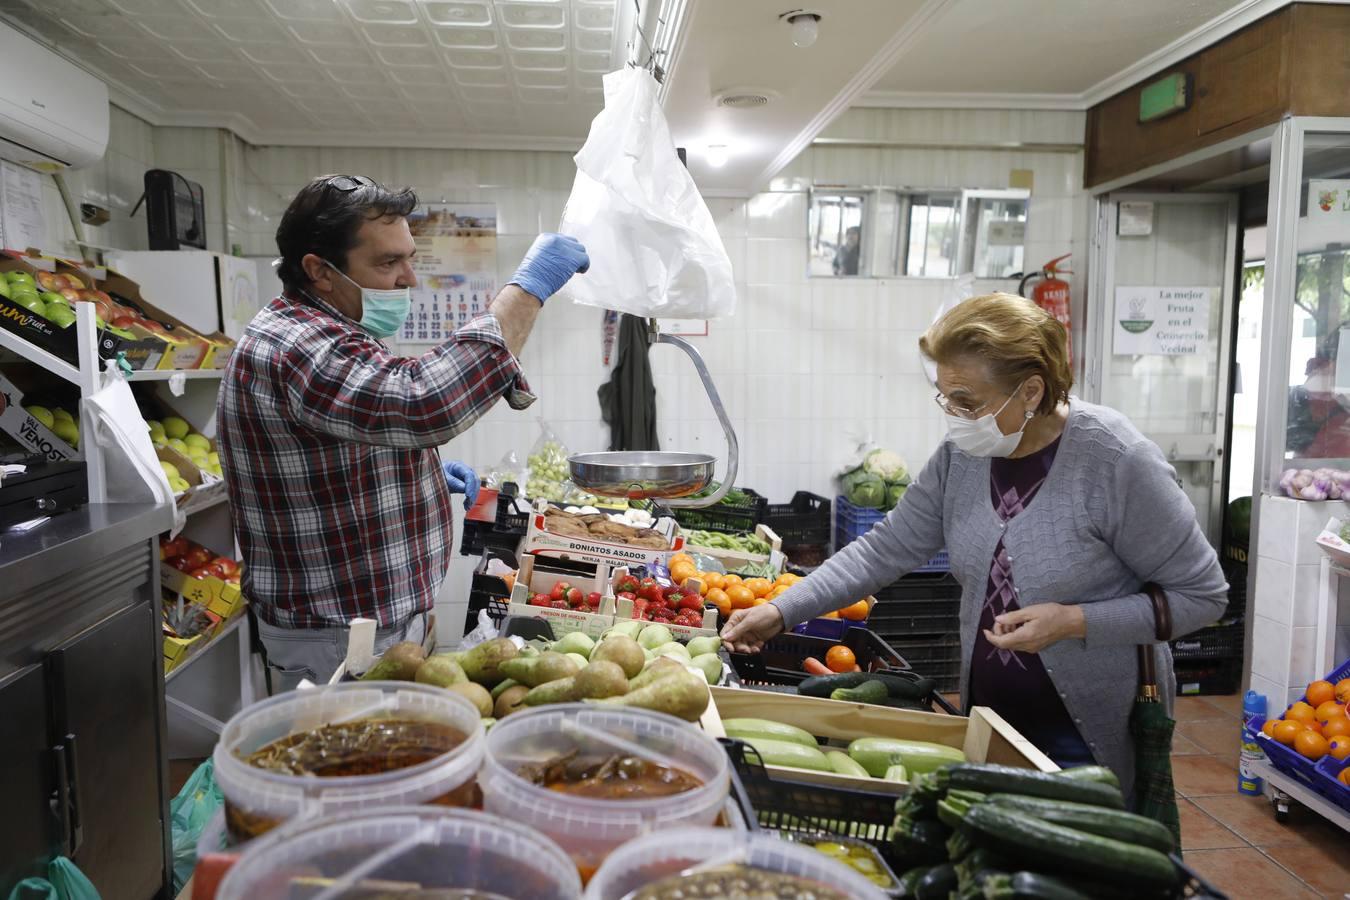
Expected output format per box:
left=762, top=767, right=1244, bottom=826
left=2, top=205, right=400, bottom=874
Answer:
left=1019, top=253, right=1072, bottom=360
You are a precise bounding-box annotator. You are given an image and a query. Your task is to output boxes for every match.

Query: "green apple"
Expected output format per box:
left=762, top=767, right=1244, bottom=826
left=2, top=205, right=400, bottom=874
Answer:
left=23, top=405, right=54, bottom=428
left=167, top=438, right=189, bottom=454
left=207, top=451, right=219, bottom=466
left=146, top=419, right=164, bottom=435
left=45, top=304, right=76, bottom=328
left=39, top=291, right=66, bottom=307
left=51, top=419, right=78, bottom=446
left=10, top=291, right=43, bottom=314
left=169, top=476, right=190, bottom=494
left=159, top=460, right=180, bottom=480
left=0, top=279, right=11, bottom=299
left=6, top=272, right=35, bottom=288
left=183, top=433, right=210, bottom=452
left=162, top=416, right=190, bottom=440
left=52, top=407, right=73, bottom=424
left=207, top=463, right=223, bottom=477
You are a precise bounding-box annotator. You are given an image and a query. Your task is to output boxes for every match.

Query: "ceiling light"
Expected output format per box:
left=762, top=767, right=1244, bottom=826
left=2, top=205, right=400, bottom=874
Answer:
left=779, top=10, right=821, bottom=48
left=706, top=145, right=729, bottom=168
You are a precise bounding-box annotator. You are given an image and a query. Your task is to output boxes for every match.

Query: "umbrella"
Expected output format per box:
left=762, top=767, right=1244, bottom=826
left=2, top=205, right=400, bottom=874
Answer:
left=1131, top=584, right=1182, bottom=851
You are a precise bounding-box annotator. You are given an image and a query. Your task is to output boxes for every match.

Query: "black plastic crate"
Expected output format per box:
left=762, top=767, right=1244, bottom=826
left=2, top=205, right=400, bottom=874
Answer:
left=879, top=632, right=963, bottom=693
left=493, top=481, right=530, bottom=533
left=762, top=491, right=831, bottom=544
left=869, top=573, right=963, bottom=633
left=729, top=626, right=910, bottom=687
left=1170, top=617, right=1244, bottom=660
left=654, top=487, right=766, bottom=534
left=1174, top=656, right=1242, bottom=696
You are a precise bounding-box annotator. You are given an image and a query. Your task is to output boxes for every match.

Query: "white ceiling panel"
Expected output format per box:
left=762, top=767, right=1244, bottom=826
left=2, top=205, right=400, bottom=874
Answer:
left=4, top=0, right=623, bottom=145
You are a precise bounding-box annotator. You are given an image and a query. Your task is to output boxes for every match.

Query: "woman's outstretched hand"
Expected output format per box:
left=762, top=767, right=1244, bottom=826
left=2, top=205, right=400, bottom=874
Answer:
left=721, top=603, right=786, bottom=654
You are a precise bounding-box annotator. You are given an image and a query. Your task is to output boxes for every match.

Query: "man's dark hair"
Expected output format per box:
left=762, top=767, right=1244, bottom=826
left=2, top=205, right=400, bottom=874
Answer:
left=275, top=175, right=417, bottom=293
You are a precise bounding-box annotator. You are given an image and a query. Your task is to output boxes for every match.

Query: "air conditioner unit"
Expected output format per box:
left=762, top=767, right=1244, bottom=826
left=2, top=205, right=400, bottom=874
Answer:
left=0, top=22, right=108, bottom=172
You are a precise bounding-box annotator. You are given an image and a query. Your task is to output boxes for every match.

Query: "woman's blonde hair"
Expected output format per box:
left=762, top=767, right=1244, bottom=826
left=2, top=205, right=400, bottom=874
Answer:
left=919, top=292, right=1072, bottom=417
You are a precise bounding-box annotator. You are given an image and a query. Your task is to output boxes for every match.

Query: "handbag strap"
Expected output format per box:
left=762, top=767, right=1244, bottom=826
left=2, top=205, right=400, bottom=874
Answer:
left=1138, top=583, right=1171, bottom=696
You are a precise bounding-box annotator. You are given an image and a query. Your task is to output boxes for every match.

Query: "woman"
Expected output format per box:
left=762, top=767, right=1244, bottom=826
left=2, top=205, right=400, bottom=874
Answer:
left=723, top=293, right=1226, bottom=795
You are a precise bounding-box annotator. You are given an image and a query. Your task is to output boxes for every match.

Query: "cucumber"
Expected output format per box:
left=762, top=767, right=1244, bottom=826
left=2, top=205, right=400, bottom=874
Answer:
left=849, top=736, right=966, bottom=777
left=938, top=764, right=1125, bottom=809
left=981, top=872, right=1094, bottom=900
left=826, top=750, right=871, bottom=778
left=884, top=763, right=909, bottom=783
left=984, top=794, right=1175, bottom=853
left=830, top=680, right=889, bottom=703
left=738, top=736, right=833, bottom=772
left=960, top=804, right=1178, bottom=889
left=915, top=863, right=958, bottom=900
left=1056, top=765, right=1120, bottom=788
left=722, top=717, right=818, bottom=748
left=797, top=672, right=870, bottom=698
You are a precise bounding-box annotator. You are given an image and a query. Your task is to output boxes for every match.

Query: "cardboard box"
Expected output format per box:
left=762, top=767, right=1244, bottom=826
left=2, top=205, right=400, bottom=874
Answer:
left=702, top=686, right=1058, bottom=796
left=0, top=370, right=81, bottom=461
left=163, top=629, right=205, bottom=674
left=94, top=265, right=212, bottom=370
left=162, top=562, right=244, bottom=614
left=684, top=524, right=785, bottom=573
left=505, top=554, right=617, bottom=639
left=522, top=501, right=684, bottom=568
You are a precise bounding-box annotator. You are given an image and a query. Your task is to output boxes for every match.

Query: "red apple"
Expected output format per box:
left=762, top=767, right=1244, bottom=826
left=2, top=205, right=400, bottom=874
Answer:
left=88, top=289, right=112, bottom=305
left=92, top=298, right=113, bottom=321
left=188, top=566, right=213, bottom=580
left=36, top=271, right=60, bottom=291
left=162, top=536, right=188, bottom=558
left=225, top=574, right=240, bottom=586
left=170, top=556, right=194, bottom=573
left=59, top=288, right=80, bottom=303
left=111, top=314, right=136, bottom=329
left=63, top=274, right=85, bottom=290
left=211, top=557, right=239, bottom=577
left=183, top=547, right=212, bottom=570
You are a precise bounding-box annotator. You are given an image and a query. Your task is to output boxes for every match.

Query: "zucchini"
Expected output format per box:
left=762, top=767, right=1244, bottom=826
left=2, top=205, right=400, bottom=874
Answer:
left=915, top=863, right=958, bottom=900
left=830, top=679, right=889, bottom=703
left=722, top=717, right=818, bottom=748
left=826, top=750, right=871, bottom=778
left=896, top=867, right=930, bottom=899
left=1056, top=765, right=1120, bottom=789
left=739, top=736, right=833, bottom=772
left=960, top=804, right=1178, bottom=889
left=849, top=737, right=967, bottom=777
left=891, top=817, right=950, bottom=868
left=798, top=671, right=870, bottom=698
left=982, top=872, right=1093, bottom=900
left=939, top=764, right=1125, bottom=809
left=884, top=763, right=909, bottom=783
left=984, top=794, right=1175, bottom=853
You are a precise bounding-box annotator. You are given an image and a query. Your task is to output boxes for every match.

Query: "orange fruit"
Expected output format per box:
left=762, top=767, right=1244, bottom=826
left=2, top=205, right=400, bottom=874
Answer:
left=820, top=611, right=840, bottom=619
left=1329, top=736, right=1350, bottom=761
left=838, top=599, right=870, bottom=621
left=1286, top=701, right=1318, bottom=725
left=767, top=585, right=789, bottom=600
left=702, top=573, right=725, bottom=592
left=1295, top=729, right=1330, bottom=761
left=706, top=589, right=731, bottom=618
left=745, top=578, right=773, bottom=599
left=1307, top=680, right=1337, bottom=707
left=726, top=585, right=755, bottom=610
left=825, top=645, right=857, bottom=673
left=1340, top=767, right=1350, bottom=787
left=1314, top=700, right=1345, bottom=724
left=1273, top=720, right=1304, bottom=746
left=776, top=573, right=801, bottom=587
left=669, top=561, right=697, bottom=584
left=1305, top=720, right=1325, bottom=736
left=1336, top=678, right=1350, bottom=705
left=1321, top=717, right=1350, bottom=739
left=723, top=574, right=743, bottom=586
left=1262, top=719, right=1280, bottom=739
left=669, top=552, right=694, bottom=569
left=752, top=597, right=768, bottom=606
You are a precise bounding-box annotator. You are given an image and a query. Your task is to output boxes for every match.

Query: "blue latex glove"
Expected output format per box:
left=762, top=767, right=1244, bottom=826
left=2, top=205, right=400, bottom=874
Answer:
left=508, top=233, right=590, bottom=304
left=442, top=461, right=479, bottom=511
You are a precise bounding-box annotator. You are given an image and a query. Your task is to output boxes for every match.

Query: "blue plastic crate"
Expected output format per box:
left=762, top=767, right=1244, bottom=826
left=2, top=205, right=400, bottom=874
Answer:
left=1252, top=656, right=1350, bottom=813
left=834, top=496, right=950, bottom=572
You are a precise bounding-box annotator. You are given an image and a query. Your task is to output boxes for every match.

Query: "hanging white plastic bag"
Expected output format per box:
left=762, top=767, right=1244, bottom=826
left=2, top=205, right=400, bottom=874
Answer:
left=559, top=68, right=736, bottom=320
left=83, top=364, right=183, bottom=533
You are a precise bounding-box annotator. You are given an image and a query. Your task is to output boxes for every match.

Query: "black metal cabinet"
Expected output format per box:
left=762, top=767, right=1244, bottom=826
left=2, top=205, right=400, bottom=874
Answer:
left=0, top=664, right=56, bottom=890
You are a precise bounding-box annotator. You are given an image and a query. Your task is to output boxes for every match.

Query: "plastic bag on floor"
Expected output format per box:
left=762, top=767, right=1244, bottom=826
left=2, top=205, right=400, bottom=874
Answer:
left=559, top=68, right=735, bottom=320
left=6, top=858, right=99, bottom=900
left=169, top=758, right=223, bottom=893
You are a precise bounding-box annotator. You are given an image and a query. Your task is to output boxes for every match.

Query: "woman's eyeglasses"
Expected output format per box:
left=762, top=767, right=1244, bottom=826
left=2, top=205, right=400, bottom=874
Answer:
left=933, top=392, right=988, bottom=419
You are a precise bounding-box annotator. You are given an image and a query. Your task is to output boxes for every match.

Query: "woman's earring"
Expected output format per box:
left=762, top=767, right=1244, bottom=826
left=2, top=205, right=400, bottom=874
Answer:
left=1025, top=410, right=1034, bottom=420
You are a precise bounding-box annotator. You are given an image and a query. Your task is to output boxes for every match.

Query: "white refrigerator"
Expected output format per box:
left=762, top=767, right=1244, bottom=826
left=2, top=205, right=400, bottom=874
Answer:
left=104, top=250, right=267, bottom=340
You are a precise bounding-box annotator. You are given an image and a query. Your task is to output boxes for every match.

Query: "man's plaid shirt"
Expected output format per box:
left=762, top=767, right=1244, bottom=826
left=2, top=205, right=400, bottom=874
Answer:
left=217, top=290, right=533, bottom=628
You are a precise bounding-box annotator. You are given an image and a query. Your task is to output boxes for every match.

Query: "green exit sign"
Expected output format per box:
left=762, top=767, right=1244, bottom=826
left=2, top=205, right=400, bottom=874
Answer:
left=1139, top=72, right=1192, bottom=122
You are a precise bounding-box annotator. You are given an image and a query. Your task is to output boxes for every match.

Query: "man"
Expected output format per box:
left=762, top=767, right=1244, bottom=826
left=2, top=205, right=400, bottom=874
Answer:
left=833, top=225, right=861, bottom=276
left=217, top=174, right=588, bottom=689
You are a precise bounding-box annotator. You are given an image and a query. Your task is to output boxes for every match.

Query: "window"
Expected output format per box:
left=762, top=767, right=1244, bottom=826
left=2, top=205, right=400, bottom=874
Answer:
left=809, top=191, right=867, bottom=277
left=901, top=192, right=962, bottom=277
left=960, top=190, right=1029, bottom=278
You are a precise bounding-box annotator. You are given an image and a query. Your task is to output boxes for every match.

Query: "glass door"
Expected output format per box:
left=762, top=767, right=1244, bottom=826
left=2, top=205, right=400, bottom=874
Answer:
left=1088, top=193, right=1239, bottom=543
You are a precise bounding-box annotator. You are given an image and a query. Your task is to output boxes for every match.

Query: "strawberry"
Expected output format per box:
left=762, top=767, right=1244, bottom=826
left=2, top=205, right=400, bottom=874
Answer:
left=614, top=574, right=639, bottom=595
left=638, top=578, right=662, bottom=603
left=565, top=586, right=585, bottom=608
left=549, top=599, right=569, bottom=609
left=550, top=580, right=572, bottom=602
left=587, top=591, right=602, bottom=607
left=678, top=593, right=703, bottom=612
left=529, top=593, right=551, bottom=607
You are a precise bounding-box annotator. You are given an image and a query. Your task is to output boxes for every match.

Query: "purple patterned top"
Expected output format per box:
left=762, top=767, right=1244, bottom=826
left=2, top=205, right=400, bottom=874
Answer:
left=968, top=436, right=1083, bottom=751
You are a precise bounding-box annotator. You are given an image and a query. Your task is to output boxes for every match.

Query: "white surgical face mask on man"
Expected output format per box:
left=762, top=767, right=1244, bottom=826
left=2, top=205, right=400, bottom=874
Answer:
left=944, top=383, right=1033, bottom=458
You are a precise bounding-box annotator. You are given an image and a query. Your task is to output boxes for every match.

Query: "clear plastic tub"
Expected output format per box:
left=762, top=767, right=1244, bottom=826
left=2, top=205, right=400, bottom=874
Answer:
left=479, top=704, right=730, bottom=882
left=213, top=682, right=484, bottom=843
left=584, top=827, right=889, bottom=900
left=216, top=806, right=582, bottom=900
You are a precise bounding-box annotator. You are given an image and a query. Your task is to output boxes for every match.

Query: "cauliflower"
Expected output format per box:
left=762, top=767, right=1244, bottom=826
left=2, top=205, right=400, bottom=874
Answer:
left=863, top=448, right=908, bottom=483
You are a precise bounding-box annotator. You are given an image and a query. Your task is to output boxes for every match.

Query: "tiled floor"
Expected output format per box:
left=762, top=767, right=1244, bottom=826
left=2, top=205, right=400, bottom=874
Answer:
left=1170, top=695, right=1349, bottom=899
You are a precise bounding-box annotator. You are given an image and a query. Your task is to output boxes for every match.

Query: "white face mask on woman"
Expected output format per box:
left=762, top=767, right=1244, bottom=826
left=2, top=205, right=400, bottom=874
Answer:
left=944, top=384, right=1033, bottom=457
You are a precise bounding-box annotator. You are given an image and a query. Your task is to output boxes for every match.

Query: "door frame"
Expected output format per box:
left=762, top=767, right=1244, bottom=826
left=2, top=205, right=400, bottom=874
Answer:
left=1086, top=191, right=1241, bottom=542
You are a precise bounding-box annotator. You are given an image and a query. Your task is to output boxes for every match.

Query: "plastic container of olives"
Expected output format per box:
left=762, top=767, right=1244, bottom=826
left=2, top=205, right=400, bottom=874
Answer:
left=778, top=831, right=902, bottom=896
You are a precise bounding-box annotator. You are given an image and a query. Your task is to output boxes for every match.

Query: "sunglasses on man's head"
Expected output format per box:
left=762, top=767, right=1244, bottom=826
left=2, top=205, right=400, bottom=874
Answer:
left=323, top=175, right=374, bottom=192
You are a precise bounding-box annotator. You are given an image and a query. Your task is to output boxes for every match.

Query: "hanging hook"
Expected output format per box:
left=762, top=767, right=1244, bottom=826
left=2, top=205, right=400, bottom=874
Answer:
left=629, top=0, right=667, bottom=83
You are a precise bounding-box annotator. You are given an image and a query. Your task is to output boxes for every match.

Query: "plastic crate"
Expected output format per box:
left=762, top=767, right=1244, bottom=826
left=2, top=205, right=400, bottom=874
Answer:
left=650, top=487, right=766, bottom=535
left=1254, top=657, right=1350, bottom=813
left=878, top=632, right=963, bottom=693
left=1174, top=656, right=1242, bottom=696
left=729, top=626, right=910, bottom=685
left=781, top=542, right=830, bottom=568
left=720, top=738, right=1228, bottom=897
left=1170, top=617, right=1245, bottom=660
left=762, top=491, right=831, bottom=544
left=869, top=572, right=963, bottom=633
left=494, top=482, right=530, bottom=533
left=834, top=496, right=948, bottom=572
